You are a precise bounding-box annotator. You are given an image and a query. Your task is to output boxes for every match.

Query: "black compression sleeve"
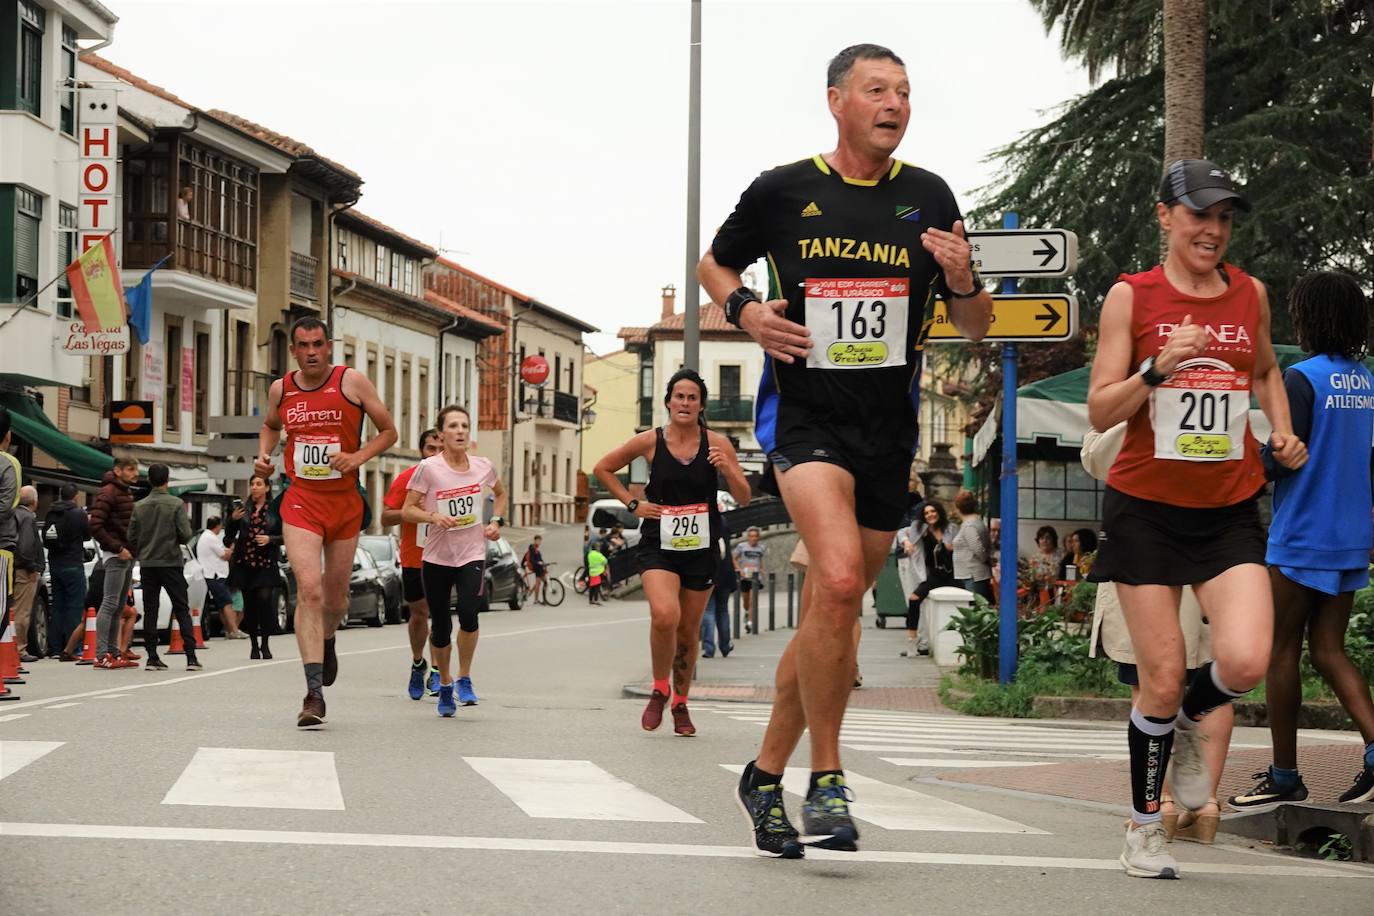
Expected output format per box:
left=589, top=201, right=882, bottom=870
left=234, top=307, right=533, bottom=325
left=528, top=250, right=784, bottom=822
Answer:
left=1262, top=369, right=1313, bottom=481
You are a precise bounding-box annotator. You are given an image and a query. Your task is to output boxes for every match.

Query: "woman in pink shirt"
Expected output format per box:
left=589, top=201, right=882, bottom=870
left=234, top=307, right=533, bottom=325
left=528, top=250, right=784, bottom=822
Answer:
left=402, top=405, right=507, bottom=717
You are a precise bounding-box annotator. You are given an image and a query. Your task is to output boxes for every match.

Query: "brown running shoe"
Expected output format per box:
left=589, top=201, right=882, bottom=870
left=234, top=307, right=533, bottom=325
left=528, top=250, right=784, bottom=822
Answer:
left=322, top=637, right=338, bottom=687
left=640, top=689, right=668, bottom=731
left=297, top=691, right=327, bottom=728
left=671, top=702, right=696, bottom=737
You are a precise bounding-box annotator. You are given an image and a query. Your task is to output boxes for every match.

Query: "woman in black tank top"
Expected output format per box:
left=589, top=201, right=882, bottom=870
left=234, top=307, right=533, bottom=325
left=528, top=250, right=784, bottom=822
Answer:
left=594, top=369, right=753, bottom=737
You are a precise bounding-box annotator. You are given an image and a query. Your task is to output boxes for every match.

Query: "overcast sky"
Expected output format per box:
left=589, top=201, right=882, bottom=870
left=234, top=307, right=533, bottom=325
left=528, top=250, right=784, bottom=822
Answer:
left=102, top=0, right=1092, bottom=354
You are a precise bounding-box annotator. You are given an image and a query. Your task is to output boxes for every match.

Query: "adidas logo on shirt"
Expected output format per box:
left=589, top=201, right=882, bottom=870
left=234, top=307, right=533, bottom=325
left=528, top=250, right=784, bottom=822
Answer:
left=800, top=201, right=823, bottom=218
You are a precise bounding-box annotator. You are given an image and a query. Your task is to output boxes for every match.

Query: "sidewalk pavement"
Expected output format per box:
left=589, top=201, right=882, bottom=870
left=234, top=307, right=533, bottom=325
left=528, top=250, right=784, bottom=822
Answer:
left=619, top=601, right=1371, bottom=824
left=624, top=612, right=949, bottom=712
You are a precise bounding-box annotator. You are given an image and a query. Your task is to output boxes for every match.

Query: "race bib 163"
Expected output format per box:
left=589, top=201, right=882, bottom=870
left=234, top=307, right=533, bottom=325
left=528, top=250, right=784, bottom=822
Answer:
left=804, top=277, right=909, bottom=370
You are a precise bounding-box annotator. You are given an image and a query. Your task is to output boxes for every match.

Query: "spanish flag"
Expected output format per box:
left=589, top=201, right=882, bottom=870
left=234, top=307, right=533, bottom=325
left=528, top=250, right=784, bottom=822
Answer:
left=66, top=235, right=127, bottom=334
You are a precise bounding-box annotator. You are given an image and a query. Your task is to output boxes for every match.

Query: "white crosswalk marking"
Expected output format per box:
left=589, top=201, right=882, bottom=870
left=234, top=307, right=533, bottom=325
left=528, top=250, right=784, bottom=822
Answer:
left=880, top=758, right=1054, bottom=769
left=0, top=740, right=64, bottom=780
left=43, top=703, right=82, bottom=710
left=0, top=714, right=29, bottom=723
left=162, top=748, right=345, bottom=811
left=721, top=765, right=1045, bottom=835
left=464, top=757, right=702, bottom=823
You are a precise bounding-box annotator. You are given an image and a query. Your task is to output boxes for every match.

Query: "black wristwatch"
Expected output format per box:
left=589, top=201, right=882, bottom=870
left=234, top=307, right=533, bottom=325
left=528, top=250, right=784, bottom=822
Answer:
left=947, top=267, right=984, bottom=300
left=491, top=515, right=505, bottom=527
left=1139, top=356, right=1170, bottom=387
left=625, top=499, right=640, bottom=513
left=723, top=287, right=761, bottom=328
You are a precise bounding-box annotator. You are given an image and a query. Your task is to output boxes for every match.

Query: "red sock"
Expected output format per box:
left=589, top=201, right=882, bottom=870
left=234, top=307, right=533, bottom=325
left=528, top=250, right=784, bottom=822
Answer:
left=672, top=691, right=688, bottom=708
left=653, top=678, right=670, bottom=696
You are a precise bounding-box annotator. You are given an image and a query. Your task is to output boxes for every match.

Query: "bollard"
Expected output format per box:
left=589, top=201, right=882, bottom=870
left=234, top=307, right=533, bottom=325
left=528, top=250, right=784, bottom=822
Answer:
left=768, top=572, right=776, bottom=631
left=786, top=573, right=795, bottom=628
left=732, top=588, right=742, bottom=640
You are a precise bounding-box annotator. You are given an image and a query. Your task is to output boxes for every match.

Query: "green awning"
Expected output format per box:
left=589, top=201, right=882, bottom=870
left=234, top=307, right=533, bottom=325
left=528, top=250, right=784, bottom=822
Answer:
left=0, top=391, right=114, bottom=481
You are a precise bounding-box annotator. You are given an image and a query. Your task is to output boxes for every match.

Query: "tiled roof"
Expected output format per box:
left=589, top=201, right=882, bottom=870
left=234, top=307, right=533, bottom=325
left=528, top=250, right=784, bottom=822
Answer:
left=651, top=302, right=743, bottom=333
left=82, top=53, right=197, bottom=109
left=423, top=290, right=506, bottom=336
left=618, top=326, right=650, bottom=345
left=206, top=109, right=360, bottom=182
left=338, top=210, right=437, bottom=257
left=434, top=256, right=534, bottom=303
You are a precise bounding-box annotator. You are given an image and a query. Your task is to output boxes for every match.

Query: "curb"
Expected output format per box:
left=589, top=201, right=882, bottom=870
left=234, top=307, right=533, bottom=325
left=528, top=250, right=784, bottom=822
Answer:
left=946, top=688, right=1359, bottom=730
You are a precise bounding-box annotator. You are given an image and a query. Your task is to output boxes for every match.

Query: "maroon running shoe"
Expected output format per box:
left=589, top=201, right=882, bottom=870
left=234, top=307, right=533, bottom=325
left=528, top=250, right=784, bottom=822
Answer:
left=297, top=692, right=327, bottom=728
left=641, top=689, right=669, bottom=731
left=672, top=702, right=696, bottom=737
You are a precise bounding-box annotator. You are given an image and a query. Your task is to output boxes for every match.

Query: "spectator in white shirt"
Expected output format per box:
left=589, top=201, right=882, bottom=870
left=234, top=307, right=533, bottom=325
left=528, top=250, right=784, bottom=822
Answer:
left=197, top=516, right=243, bottom=638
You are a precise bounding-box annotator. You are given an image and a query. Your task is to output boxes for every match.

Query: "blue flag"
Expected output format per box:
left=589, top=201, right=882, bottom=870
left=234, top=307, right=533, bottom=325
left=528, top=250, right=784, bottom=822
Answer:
left=125, top=254, right=171, bottom=345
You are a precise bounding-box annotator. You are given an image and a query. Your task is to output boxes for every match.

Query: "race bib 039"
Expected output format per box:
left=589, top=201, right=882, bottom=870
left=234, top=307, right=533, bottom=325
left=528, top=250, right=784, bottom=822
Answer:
left=661, top=503, right=709, bottom=552
left=435, top=484, right=481, bottom=530
left=1150, top=362, right=1250, bottom=462
left=293, top=435, right=341, bottom=480
left=804, top=277, right=909, bottom=370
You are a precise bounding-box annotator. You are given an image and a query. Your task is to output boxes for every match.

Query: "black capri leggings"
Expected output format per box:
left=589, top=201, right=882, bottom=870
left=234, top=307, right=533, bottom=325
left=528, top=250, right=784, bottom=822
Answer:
left=422, top=560, right=485, bottom=647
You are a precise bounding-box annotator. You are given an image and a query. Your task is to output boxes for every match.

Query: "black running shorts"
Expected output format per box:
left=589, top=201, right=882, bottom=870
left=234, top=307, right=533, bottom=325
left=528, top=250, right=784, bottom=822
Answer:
left=402, top=566, right=425, bottom=604
left=768, top=428, right=910, bottom=532
left=637, top=547, right=715, bottom=592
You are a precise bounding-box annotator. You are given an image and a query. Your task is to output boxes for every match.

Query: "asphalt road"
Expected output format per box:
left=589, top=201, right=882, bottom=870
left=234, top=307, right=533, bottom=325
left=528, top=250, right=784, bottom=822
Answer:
left=1, top=593, right=1370, bottom=915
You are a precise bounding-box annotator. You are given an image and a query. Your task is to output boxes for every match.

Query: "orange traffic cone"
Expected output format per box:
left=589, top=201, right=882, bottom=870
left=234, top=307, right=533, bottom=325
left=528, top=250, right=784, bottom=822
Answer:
left=75, top=607, right=98, bottom=665
left=0, top=611, right=25, bottom=686
left=191, top=607, right=207, bottom=649
left=167, top=620, right=185, bottom=655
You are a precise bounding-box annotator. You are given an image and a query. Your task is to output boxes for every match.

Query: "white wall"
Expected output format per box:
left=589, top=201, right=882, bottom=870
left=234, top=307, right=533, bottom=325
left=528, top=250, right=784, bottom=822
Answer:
left=439, top=332, right=481, bottom=444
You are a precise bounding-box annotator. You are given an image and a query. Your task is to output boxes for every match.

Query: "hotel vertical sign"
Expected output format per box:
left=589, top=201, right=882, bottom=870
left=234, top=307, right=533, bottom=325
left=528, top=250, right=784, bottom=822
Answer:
left=78, top=89, right=117, bottom=253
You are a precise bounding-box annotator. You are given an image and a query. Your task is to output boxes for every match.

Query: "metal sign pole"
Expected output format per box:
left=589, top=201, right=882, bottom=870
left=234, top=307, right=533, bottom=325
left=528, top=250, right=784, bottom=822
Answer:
left=998, top=211, right=1020, bottom=685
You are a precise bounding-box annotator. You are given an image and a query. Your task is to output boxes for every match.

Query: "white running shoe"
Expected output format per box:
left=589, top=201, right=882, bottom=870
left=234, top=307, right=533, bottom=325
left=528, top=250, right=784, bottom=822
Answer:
left=1120, top=822, right=1179, bottom=879
left=1169, top=725, right=1211, bottom=812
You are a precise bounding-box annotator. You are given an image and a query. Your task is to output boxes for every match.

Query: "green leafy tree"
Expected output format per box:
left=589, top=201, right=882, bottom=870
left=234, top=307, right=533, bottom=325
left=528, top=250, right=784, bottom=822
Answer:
left=943, top=1, right=1374, bottom=414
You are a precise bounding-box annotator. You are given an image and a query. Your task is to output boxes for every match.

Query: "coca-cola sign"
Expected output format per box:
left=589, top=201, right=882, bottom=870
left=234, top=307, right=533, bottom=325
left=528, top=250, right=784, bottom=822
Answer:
left=62, top=320, right=129, bottom=355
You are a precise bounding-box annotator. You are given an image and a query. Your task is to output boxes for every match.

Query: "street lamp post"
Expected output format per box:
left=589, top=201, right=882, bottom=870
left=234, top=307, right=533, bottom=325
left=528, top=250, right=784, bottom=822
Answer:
left=683, top=0, right=702, bottom=371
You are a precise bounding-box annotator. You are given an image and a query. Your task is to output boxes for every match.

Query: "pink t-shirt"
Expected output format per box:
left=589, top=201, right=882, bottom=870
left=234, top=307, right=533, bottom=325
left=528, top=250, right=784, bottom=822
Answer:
left=407, top=453, right=497, bottom=567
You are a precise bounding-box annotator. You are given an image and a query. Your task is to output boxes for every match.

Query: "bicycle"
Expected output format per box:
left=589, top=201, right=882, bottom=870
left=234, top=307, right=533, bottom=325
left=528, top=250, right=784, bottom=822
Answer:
left=523, top=563, right=566, bottom=607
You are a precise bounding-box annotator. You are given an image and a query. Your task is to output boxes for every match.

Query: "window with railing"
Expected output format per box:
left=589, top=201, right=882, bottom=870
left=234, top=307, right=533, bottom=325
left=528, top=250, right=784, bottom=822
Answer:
left=15, top=187, right=40, bottom=306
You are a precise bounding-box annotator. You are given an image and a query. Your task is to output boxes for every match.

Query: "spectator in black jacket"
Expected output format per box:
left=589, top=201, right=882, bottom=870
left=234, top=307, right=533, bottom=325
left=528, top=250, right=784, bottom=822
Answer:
left=12, top=486, right=44, bottom=661
left=89, top=457, right=139, bottom=667
left=43, top=483, right=88, bottom=659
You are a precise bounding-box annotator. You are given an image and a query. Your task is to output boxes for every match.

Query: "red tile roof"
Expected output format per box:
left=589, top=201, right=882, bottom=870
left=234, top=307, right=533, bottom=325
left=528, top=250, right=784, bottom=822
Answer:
left=618, top=302, right=747, bottom=344
left=618, top=326, right=650, bottom=345
left=434, top=256, right=534, bottom=304
left=82, top=53, right=197, bottom=109
left=423, top=290, right=506, bottom=336
left=206, top=109, right=360, bottom=182
left=339, top=210, right=437, bottom=257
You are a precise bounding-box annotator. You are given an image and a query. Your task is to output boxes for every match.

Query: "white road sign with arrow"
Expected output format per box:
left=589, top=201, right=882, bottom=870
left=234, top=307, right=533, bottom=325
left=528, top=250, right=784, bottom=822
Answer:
left=968, top=229, right=1078, bottom=278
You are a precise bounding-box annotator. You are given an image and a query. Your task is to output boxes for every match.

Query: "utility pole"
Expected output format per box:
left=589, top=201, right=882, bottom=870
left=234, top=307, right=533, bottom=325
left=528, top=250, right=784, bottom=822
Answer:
left=683, top=0, right=702, bottom=370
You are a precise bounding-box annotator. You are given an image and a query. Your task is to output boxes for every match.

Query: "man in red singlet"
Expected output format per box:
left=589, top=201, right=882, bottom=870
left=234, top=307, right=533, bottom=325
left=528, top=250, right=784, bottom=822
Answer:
left=255, top=316, right=397, bottom=728
left=382, top=427, right=442, bottom=700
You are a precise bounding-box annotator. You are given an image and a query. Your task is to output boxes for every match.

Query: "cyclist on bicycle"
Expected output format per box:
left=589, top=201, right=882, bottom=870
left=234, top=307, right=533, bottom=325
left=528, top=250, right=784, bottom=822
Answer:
left=523, top=535, right=548, bottom=603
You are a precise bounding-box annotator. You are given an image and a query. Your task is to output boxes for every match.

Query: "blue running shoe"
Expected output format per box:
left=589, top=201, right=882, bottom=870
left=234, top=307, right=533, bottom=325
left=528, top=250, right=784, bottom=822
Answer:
left=734, top=761, right=803, bottom=859
left=407, top=663, right=426, bottom=701
left=456, top=676, right=478, bottom=706
left=437, top=682, right=457, bottom=717
left=800, top=773, right=860, bottom=851
left=427, top=668, right=440, bottom=696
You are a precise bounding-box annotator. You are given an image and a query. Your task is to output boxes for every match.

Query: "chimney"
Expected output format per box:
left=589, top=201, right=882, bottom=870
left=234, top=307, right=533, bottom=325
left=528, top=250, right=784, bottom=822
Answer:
left=661, top=283, right=676, bottom=320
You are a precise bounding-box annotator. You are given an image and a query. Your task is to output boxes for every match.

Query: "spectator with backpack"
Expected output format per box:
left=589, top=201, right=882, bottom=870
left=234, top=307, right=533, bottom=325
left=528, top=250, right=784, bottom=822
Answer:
left=43, top=484, right=89, bottom=660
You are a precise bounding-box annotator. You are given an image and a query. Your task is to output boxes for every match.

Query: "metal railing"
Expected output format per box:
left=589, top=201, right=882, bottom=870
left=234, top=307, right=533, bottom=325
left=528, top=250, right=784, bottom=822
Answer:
left=706, top=396, right=753, bottom=423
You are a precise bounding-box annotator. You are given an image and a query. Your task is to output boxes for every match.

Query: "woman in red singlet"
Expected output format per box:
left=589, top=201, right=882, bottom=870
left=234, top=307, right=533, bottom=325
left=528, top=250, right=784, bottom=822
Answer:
left=1086, top=160, right=1308, bottom=879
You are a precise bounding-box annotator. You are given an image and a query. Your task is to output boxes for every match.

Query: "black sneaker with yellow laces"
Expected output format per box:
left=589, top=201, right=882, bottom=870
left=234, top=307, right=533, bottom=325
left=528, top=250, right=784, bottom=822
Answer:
left=734, top=762, right=803, bottom=859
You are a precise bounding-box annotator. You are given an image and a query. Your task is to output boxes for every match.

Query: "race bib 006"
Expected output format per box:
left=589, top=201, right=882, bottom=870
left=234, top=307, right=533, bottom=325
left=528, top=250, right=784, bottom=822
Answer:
left=293, top=435, right=341, bottom=480
left=661, top=503, right=709, bottom=552
left=804, top=277, right=909, bottom=370
left=435, top=484, right=481, bottom=530
left=1150, top=363, right=1250, bottom=462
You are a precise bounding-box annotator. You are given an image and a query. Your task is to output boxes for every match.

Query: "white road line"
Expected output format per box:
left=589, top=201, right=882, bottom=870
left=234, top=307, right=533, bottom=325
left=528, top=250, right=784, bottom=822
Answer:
left=728, top=716, right=1127, bottom=738
left=93, top=694, right=127, bottom=699
left=162, top=748, right=345, bottom=811
left=0, top=714, right=29, bottom=724
left=879, top=758, right=1054, bottom=769
left=0, top=741, right=64, bottom=780
left=464, top=757, right=701, bottom=823
left=845, top=744, right=1129, bottom=760
left=4, top=821, right=1361, bottom=878
left=721, top=765, right=1046, bottom=835
left=836, top=734, right=1126, bottom=751
left=42, top=703, right=81, bottom=710
left=0, top=614, right=644, bottom=711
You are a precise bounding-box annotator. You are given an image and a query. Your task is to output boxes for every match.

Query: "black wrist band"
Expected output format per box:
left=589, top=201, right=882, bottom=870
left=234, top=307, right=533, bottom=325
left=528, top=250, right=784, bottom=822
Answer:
left=724, top=287, right=760, bottom=328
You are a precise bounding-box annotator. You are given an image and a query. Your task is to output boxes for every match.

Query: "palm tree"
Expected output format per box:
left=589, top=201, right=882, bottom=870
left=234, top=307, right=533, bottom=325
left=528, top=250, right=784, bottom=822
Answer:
left=1162, top=0, right=1207, bottom=166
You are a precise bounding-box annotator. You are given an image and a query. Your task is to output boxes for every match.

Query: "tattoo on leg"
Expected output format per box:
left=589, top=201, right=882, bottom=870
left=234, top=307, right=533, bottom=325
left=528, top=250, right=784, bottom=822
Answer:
left=672, top=642, right=690, bottom=696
